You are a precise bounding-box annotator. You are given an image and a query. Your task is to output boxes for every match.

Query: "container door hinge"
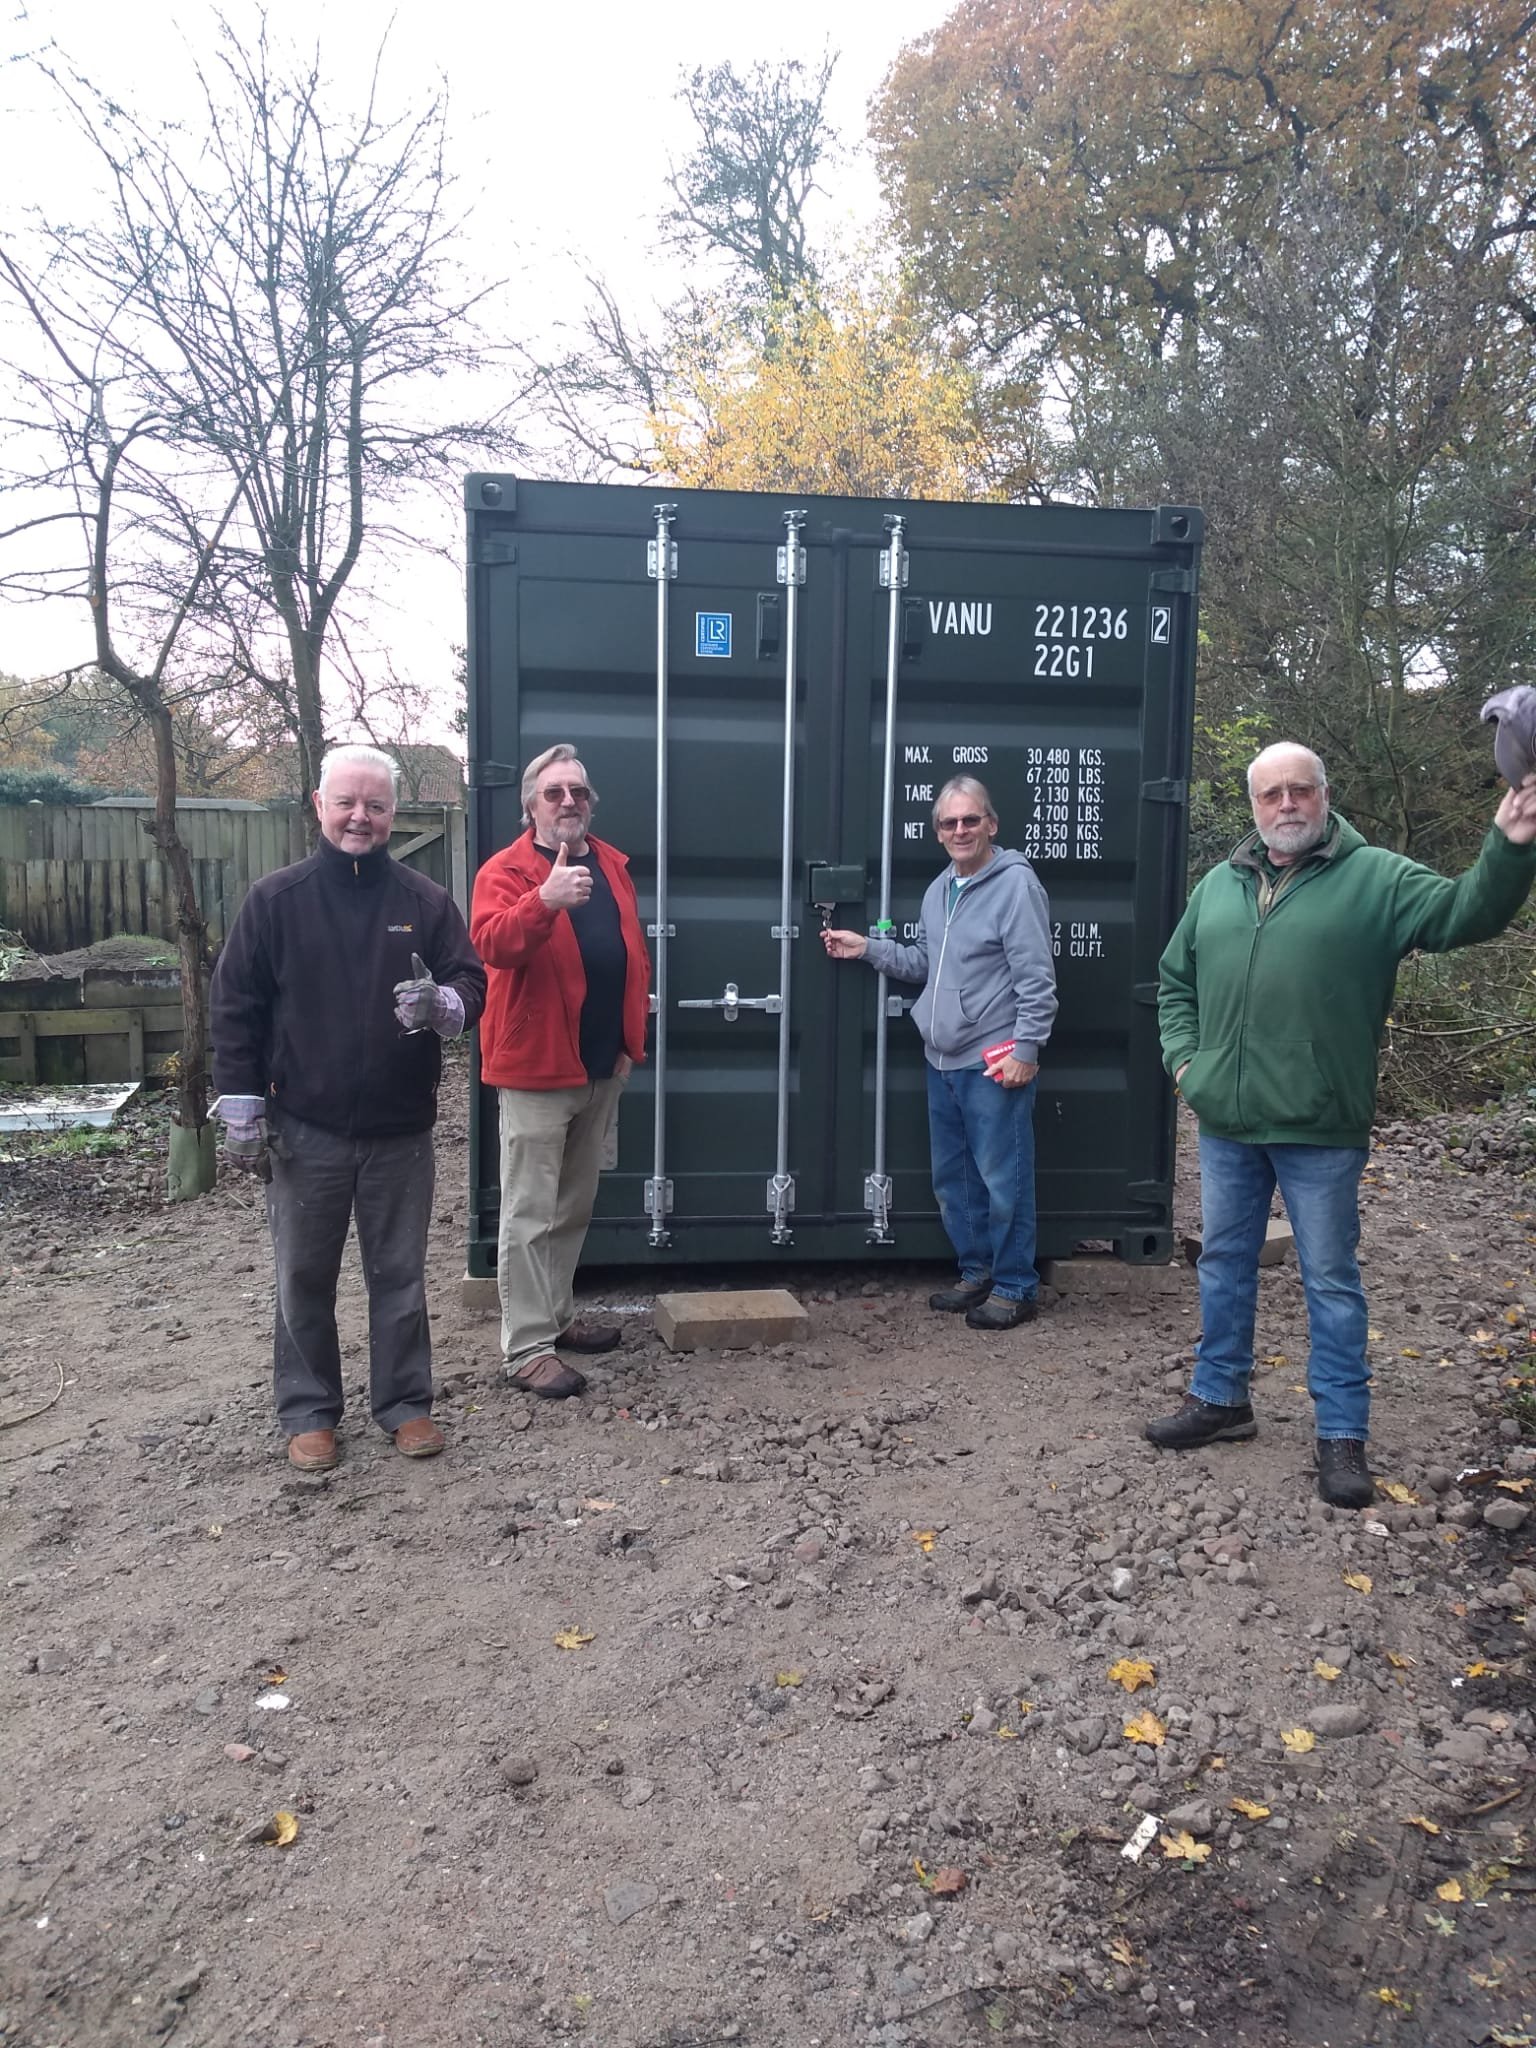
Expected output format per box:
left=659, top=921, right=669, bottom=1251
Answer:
left=878, top=547, right=909, bottom=589
left=466, top=760, right=518, bottom=789
left=767, top=1172, right=796, bottom=1245
left=1126, top=1180, right=1168, bottom=1205
left=864, top=1173, right=894, bottom=1244
left=644, top=1178, right=673, bottom=1217
left=1150, top=568, right=1193, bottom=593
left=1132, top=981, right=1160, bottom=1007
left=647, top=922, right=676, bottom=939
left=475, top=534, right=517, bottom=566
left=1141, top=778, right=1187, bottom=805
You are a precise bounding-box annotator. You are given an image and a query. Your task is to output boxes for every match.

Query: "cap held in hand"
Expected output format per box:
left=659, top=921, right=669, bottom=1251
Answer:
left=1481, top=685, right=1536, bottom=787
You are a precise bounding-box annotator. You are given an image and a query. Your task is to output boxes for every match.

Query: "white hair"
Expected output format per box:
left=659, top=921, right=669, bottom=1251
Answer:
left=1247, top=743, right=1328, bottom=797
left=520, top=743, right=599, bottom=828
left=318, top=744, right=400, bottom=798
left=932, top=775, right=998, bottom=830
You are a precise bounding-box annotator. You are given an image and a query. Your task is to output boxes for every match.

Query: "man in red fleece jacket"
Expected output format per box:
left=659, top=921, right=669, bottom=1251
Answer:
left=470, top=744, right=651, bottom=1398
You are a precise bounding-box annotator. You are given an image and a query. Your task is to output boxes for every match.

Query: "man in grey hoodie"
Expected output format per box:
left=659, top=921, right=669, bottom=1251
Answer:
left=823, top=777, right=1057, bottom=1329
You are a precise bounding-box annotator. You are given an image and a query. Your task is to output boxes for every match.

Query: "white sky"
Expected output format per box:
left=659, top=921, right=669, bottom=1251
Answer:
left=0, top=0, right=956, bottom=734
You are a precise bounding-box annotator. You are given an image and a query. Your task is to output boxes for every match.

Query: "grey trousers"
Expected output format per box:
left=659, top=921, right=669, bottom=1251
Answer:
left=497, top=1078, right=623, bottom=1371
left=265, top=1112, right=437, bottom=1436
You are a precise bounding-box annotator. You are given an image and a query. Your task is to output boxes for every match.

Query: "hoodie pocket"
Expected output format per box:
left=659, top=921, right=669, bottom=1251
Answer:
left=1236, top=1037, right=1342, bottom=1131
left=1177, top=1042, right=1236, bottom=1128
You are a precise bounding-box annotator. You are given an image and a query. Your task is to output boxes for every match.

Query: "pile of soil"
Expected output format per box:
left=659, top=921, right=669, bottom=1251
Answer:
left=1, top=1054, right=1531, bottom=2048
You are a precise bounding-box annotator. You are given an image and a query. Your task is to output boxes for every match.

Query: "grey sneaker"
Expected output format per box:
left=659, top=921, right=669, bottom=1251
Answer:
left=929, top=1277, right=992, bottom=1313
left=1316, top=1438, right=1374, bottom=1510
left=964, top=1295, right=1038, bottom=1330
left=1144, top=1394, right=1257, bottom=1449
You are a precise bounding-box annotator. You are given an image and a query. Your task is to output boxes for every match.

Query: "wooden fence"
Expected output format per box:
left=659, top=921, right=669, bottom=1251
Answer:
left=0, top=801, right=467, bottom=954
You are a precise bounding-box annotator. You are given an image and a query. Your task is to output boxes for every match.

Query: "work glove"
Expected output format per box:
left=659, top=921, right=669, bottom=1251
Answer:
left=214, top=1096, right=271, bottom=1181
left=1482, top=685, right=1536, bottom=786
left=394, top=952, right=454, bottom=1033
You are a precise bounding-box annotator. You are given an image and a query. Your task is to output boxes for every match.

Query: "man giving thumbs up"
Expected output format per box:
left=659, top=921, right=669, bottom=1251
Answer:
left=469, top=745, right=651, bottom=1399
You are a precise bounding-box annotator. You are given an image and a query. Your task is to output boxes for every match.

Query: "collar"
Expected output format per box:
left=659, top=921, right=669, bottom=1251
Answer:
left=316, top=834, right=393, bottom=887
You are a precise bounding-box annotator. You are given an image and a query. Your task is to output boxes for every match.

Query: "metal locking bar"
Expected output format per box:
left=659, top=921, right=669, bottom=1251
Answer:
left=677, top=981, right=783, bottom=1023
left=866, top=514, right=906, bottom=1245
left=646, top=503, right=676, bottom=1246
left=769, top=509, right=807, bottom=1244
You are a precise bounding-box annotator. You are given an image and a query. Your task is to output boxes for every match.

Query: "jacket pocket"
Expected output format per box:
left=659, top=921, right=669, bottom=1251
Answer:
left=1177, top=1042, right=1236, bottom=1127
left=1237, top=1037, right=1341, bottom=1131
left=920, top=979, right=976, bottom=1055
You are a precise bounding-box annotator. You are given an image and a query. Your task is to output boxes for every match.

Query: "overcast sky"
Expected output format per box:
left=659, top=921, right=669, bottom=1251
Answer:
left=0, top=0, right=956, bottom=725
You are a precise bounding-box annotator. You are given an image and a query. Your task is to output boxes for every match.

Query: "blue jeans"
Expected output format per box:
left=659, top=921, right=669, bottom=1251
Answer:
left=925, top=1064, right=1038, bottom=1303
left=1191, top=1133, right=1370, bottom=1440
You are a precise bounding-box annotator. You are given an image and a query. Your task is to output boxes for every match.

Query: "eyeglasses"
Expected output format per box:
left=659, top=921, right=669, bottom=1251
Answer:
left=935, top=813, right=985, bottom=834
left=538, top=783, right=591, bottom=804
left=1253, top=781, right=1320, bottom=805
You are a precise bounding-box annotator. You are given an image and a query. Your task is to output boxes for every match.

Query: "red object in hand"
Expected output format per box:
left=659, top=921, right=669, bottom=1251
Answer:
left=983, top=1039, right=1015, bottom=1066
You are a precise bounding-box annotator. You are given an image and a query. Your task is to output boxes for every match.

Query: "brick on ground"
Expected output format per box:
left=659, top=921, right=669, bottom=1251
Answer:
left=655, top=1289, right=809, bottom=1353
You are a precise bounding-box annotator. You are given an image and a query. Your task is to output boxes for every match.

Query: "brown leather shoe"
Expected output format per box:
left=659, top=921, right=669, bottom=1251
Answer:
left=287, top=1429, right=338, bottom=1471
left=508, top=1353, right=587, bottom=1400
left=556, top=1319, right=621, bottom=1354
left=393, top=1416, right=445, bottom=1458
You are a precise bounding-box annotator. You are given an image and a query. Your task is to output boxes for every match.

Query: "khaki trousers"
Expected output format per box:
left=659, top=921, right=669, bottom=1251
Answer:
left=496, top=1078, right=623, bottom=1370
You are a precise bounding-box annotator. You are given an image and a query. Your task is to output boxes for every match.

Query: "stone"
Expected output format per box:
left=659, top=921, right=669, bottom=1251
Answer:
left=1483, top=1498, right=1530, bottom=1532
left=603, top=1879, right=659, bottom=1926
left=654, top=1290, right=810, bottom=1353
left=621, top=1778, right=655, bottom=1810
left=1309, top=1703, right=1370, bottom=1738
left=899, top=1912, right=934, bottom=1944
left=1162, top=1799, right=1214, bottom=1836
left=1258, top=1219, right=1294, bottom=1267
left=1038, top=1257, right=1185, bottom=1296
left=460, top=1273, right=501, bottom=1314
left=500, top=1757, right=538, bottom=1788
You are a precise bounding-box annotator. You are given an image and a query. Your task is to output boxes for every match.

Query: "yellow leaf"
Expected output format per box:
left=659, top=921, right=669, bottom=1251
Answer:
left=1496, top=1477, right=1532, bottom=1494
left=1107, top=1658, right=1156, bottom=1693
left=1504, top=1308, right=1523, bottom=1325
left=208, top=1523, right=224, bottom=1539
left=1436, top=1878, right=1464, bottom=1903
left=775, top=1670, right=804, bottom=1688
left=581, top=1497, right=620, bottom=1511
left=1123, top=1709, right=1166, bottom=1747
left=1377, top=1987, right=1412, bottom=2011
left=1159, top=1830, right=1211, bottom=1863
left=259, top=1810, right=299, bottom=1848
left=1442, top=1528, right=1461, bottom=1544
left=261, top=1669, right=287, bottom=1687
left=1313, top=1660, right=1341, bottom=1682
left=913, top=1857, right=932, bottom=1887
left=1107, top=1934, right=1139, bottom=1966
left=911, top=1529, right=936, bottom=1554
left=1403, top=1815, right=1441, bottom=1835
left=1464, top=1661, right=1500, bottom=1678
left=1398, top=1349, right=1422, bottom=1359
left=553, top=1628, right=596, bottom=1651
left=1280, top=1727, right=1316, bottom=1753
left=1016, top=1700, right=1034, bottom=1715
left=1230, top=1798, right=1270, bottom=1820
left=1384, top=1651, right=1415, bottom=1670
left=1367, top=1327, right=1383, bottom=1341
left=1342, top=1572, right=1373, bottom=1594
left=997, top=1726, right=1018, bottom=1739
left=1378, top=1480, right=1418, bottom=1504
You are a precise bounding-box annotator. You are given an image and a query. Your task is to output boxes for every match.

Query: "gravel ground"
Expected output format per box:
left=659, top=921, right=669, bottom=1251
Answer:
left=1, top=1052, right=1533, bottom=2048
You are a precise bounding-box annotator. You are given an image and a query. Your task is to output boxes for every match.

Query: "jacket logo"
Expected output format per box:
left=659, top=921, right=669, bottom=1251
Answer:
left=386, top=924, right=414, bottom=933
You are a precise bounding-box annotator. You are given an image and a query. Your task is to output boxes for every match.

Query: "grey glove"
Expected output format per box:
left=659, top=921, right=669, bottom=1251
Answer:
left=394, top=951, right=450, bottom=1033
left=222, top=1115, right=270, bottom=1181
left=1482, top=686, right=1536, bottom=786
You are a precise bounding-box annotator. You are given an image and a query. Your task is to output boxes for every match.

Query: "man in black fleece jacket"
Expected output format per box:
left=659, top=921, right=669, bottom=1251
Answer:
left=211, top=745, right=485, bottom=1470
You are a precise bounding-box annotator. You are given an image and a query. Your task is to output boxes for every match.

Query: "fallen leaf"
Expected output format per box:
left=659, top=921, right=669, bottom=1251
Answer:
left=1398, top=1349, right=1422, bottom=1360
left=1436, top=1878, right=1464, bottom=1903
left=258, top=1810, right=299, bottom=1848
left=1464, top=1661, right=1501, bottom=1678
left=1230, top=1798, right=1270, bottom=1820
left=1367, top=1327, right=1383, bottom=1341
left=1496, top=1477, right=1532, bottom=1494
left=1403, top=1815, right=1441, bottom=1835
left=1384, top=1651, right=1415, bottom=1670
left=1016, top=1700, right=1034, bottom=1715
left=911, top=1529, right=937, bottom=1555
left=930, top=1866, right=967, bottom=1895
left=775, top=1671, right=804, bottom=1688
left=1377, top=1987, right=1412, bottom=2011
left=1107, top=1658, right=1156, bottom=1694
left=1342, top=1572, right=1373, bottom=1595
left=1107, top=1935, right=1139, bottom=1966
left=553, top=1628, right=596, bottom=1651
left=997, top=1727, right=1018, bottom=1740
left=581, top=1497, right=619, bottom=1511
left=1280, top=1727, right=1316, bottom=1753
left=1442, top=1529, right=1462, bottom=1545
left=1378, top=1480, right=1419, bottom=1504
left=1159, top=1830, right=1211, bottom=1864
left=1123, top=1709, right=1166, bottom=1747
left=208, top=1524, right=223, bottom=1539
left=1313, top=1660, right=1341, bottom=1682
left=261, top=1669, right=287, bottom=1687
left=223, top=1743, right=256, bottom=1763
left=1423, top=1910, right=1457, bottom=1937
left=913, top=1858, right=933, bottom=1889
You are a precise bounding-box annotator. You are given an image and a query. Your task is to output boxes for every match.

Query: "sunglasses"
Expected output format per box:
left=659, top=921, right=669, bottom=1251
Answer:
left=1253, top=781, right=1320, bottom=805
left=539, top=783, right=591, bottom=804
left=935, top=813, right=985, bottom=833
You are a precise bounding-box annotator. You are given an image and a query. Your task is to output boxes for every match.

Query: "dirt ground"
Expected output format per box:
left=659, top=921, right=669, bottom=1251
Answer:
left=2, top=1049, right=1533, bottom=2048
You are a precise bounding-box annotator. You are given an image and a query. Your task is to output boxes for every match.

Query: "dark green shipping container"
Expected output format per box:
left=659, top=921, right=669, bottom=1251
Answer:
left=465, top=478, right=1202, bottom=1273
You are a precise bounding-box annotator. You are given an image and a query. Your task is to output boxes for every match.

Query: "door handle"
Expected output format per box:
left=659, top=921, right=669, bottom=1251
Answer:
left=676, top=981, right=783, bottom=1021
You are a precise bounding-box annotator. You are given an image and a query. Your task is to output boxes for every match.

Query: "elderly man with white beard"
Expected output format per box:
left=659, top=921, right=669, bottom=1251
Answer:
left=1148, top=740, right=1536, bottom=1507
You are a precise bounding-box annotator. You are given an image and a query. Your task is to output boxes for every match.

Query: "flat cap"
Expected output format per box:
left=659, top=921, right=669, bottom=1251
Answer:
left=1481, top=686, right=1536, bottom=786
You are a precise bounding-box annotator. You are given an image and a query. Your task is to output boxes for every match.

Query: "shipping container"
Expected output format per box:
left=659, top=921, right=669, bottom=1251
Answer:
left=465, top=478, right=1202, bottom=1272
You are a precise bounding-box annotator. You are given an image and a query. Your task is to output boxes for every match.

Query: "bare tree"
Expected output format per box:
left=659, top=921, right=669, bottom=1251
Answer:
left=0, top=16, right=526, bottom=1192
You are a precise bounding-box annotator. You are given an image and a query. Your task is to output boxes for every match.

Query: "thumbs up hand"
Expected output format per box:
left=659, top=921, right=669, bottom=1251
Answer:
left=540, top=838, right=594, bottom=910
left=393, top=950, right=444, bottom=1032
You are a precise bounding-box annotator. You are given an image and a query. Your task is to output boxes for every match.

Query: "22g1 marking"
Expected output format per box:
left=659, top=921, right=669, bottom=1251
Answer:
left=1033, top=603, right=1129, bottom=679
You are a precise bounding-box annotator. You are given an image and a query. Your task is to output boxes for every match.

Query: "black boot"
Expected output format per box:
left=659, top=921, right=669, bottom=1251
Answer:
left=1144, top=1394, right=1257, bottom=1449
left=1316, top=1438, right=1374, bottom=1510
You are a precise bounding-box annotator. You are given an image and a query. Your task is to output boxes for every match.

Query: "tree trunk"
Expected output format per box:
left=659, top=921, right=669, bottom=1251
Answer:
left=140, top=701, right=215, bottom=1199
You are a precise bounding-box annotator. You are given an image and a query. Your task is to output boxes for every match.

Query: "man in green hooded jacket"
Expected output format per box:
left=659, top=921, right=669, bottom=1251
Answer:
left=1148, top=741, right=1536, bottom=1507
